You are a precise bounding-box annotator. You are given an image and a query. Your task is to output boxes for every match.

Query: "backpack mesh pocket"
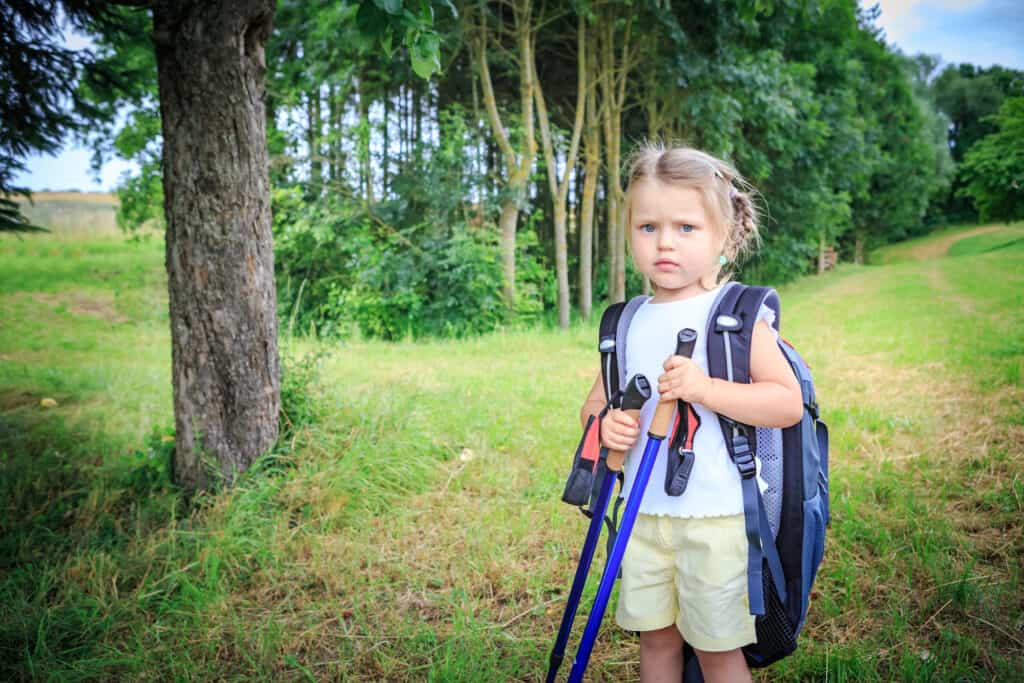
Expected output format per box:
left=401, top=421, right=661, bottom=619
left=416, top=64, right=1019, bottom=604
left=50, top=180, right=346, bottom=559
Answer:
left=745, top=565, right=797, bottom=668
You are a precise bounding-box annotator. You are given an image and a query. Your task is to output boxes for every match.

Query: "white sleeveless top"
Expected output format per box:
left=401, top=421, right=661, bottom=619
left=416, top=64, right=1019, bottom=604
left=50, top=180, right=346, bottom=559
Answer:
left=619, top=288, right=775, bottom=518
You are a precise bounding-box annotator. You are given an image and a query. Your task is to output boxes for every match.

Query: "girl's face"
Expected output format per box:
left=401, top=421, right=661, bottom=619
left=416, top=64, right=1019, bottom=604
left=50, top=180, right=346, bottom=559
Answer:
left=628, top=177, right=723, bottom=302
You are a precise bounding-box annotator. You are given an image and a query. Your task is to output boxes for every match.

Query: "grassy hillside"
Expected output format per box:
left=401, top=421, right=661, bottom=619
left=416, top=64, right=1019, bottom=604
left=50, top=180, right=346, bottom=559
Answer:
left=0, top=224, right=1021, bottom=681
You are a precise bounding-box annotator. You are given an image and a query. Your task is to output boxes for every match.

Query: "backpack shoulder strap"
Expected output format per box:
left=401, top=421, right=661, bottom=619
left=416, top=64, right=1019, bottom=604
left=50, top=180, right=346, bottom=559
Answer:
left=705, top=282, right=788, bottom=617
left=706, top=283, right=780, bottom=386
left=598, top=301, right=626, bottom=402
left=598, top=295, right=647, bottom=402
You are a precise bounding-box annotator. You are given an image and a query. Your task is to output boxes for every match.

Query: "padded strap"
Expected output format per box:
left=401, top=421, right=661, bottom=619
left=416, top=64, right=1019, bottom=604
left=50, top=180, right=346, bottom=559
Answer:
left=598, top=301, right=627, bottom=400
left=614, top=295, right=649, bottom=391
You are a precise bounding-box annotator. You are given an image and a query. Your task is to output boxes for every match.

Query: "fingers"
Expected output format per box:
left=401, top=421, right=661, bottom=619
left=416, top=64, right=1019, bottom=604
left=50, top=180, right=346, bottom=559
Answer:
left=663, top=355, right=687, bottom=371
left=602, top=409, right=640, bottom=451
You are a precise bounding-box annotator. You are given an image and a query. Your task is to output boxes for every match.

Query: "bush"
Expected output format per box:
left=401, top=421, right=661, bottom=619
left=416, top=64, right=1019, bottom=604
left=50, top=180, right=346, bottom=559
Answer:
left=274, top=105, right=519, bottom=340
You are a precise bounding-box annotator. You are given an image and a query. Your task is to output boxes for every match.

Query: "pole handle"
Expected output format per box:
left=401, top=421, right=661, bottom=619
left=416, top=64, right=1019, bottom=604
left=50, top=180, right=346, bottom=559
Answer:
left=648, top=328, right=698, bottom=439
left=606, top=375, right=651, bottom=472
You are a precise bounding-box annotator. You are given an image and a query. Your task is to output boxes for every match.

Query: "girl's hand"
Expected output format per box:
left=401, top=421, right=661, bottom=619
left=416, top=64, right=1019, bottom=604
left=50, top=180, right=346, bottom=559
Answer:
left=659, top=356, right=713, bottom=404
left=601, top=408, right=640, bottom=452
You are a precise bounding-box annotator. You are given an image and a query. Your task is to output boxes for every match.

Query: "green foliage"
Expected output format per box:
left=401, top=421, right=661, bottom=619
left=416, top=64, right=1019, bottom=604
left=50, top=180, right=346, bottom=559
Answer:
left=57, top=0, right=1021, bottom=335
left=959, top=98, right=1024, bottom=222
left=274, top=106, right=510, bottom=340
left=277, top=348, right=328, bottom=445
left=927, top=62, right=1024, bottom=224
left=119, top=424, right=176, bottom=497
left=355, top=0, right=451, bottom=78
left=331, top=225, right=505, bottom=339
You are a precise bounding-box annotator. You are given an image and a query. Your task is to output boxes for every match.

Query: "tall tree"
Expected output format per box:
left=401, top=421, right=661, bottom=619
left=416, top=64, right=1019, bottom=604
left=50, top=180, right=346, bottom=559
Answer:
left=577, top=16, right=602, bottom=320
left=595, top=2, right=636, bottom=303
left=466, top=0, right=538, bottom=305
left=150, top=0, right=280, bottom=491
left=535, top=12, right=586, bottom=329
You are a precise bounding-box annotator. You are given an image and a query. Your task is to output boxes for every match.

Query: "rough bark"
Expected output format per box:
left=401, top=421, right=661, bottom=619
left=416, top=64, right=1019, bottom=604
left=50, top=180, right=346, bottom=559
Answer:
left=151, top=0, right=279, bottom=492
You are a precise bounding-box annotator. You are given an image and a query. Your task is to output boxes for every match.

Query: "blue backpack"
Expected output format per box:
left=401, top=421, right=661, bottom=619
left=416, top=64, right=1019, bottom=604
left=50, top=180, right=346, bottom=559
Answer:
left=561, top=282, right=829, bottom=671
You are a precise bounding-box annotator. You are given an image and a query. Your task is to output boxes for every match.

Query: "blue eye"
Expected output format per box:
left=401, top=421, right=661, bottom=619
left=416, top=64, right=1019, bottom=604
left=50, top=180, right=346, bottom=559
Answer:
left=641, top=224, right=655, bottom=233
left=679, top=224, right=695, bottom=233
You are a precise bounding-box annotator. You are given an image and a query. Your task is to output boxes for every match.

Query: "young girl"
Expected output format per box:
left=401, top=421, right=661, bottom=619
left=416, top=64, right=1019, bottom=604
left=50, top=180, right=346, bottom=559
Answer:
left=578, top=144, right=804, bottom=683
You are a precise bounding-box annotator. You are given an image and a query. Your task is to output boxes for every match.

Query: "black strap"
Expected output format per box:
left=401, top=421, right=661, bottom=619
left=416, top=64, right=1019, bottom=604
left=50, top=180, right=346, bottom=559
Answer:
left=598, top=301, right=627, bottom=400
left=664, top=400, right=700, bottom=496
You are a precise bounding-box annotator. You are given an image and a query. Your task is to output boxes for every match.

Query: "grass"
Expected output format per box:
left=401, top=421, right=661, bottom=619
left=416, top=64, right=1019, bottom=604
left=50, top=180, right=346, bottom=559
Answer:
left=0, top=218, right=1022, bottom=681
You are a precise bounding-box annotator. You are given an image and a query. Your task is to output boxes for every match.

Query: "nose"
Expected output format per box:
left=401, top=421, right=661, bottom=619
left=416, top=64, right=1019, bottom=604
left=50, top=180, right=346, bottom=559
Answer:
left=657, top=224, right=674, bottom=250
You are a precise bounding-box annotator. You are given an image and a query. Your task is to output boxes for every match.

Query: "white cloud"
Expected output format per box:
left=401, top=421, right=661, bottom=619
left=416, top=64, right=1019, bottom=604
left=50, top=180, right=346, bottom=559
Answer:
left=873, top=0, right=987, bottom=42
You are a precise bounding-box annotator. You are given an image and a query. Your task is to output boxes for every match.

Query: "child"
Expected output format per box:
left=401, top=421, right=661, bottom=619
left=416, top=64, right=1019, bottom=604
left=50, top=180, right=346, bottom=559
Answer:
left=578, top=144, right=804, bottom=683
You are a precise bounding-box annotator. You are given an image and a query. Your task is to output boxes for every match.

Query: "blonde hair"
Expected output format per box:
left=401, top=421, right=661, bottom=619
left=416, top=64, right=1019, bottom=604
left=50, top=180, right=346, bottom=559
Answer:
left=624, top=141, right=762, bottom=290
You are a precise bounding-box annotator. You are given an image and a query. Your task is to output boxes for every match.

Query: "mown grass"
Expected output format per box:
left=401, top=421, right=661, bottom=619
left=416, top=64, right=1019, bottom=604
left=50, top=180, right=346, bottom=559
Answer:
left=0, top=220, right=1021, bottom=681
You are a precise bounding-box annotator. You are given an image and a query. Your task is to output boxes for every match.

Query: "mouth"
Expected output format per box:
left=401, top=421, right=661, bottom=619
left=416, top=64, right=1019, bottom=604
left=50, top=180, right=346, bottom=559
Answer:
left=654, top=259, right=678, bottom=269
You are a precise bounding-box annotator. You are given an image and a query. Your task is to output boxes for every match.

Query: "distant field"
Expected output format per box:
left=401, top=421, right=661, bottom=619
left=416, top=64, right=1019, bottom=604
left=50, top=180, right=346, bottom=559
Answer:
left=12, top=191, right=120, bottom=237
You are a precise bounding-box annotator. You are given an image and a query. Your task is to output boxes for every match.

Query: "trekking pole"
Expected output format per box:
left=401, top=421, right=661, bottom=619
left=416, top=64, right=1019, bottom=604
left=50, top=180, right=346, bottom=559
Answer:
left=546, top=375, right=653, bottom=683
left=566, top=328, right=698, bottom=683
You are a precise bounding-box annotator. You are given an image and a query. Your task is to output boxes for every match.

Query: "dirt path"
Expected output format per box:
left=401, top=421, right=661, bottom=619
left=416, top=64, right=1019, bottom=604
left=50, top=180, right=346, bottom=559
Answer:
left=904, top=224, right=1006, bottom=261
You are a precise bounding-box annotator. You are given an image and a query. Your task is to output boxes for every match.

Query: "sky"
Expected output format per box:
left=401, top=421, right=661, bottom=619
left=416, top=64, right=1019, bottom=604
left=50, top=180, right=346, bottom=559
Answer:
left=13, top=0, right=1024, bottom=193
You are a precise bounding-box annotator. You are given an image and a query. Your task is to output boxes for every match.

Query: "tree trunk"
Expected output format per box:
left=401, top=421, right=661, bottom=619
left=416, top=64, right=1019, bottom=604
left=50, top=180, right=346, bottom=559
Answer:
left=600, top=22, right=617, bottom=303
left=383, top=85, right=390, bottom=197
left=579, top=40, right=600, bottom=320
left=357, top=72, right=375, bottom=204
left=597, top=9, right=633, bottom=303
left=855, top=234, right=865, bottom=265
left=499, top=199, right=519, bottom=303
left=328, top=83, right=338, bottom=183
left=818, top=231, right=825, bottom=274
left=468, top=0, right=537, bottom=307
left=535, top=13, right=586, bottom=330
left=308, top=88, right=321, bottom=192
left=151, top=0, right=279, bottom=492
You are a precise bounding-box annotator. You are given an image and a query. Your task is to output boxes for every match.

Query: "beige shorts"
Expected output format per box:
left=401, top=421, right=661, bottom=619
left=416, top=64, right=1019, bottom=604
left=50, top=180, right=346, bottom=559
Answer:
left=614, top=513, right=756, bottom=652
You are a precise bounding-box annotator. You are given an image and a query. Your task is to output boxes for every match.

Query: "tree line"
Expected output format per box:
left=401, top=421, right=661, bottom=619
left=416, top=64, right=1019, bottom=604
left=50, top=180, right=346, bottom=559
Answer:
left=7, top=2, right=1024, bottom=337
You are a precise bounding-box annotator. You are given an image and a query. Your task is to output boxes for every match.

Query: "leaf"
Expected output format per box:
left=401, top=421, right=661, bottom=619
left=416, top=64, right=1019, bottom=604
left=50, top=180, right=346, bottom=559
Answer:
left=409, top=32, right=441, bottom=79
left=356, top=2, right=388, bottom=38
left=373, top=0, right=403, bottom=15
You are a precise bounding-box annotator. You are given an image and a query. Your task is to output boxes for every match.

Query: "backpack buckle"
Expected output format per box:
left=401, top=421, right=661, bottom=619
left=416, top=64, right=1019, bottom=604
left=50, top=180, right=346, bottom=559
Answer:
left=806, top=399, right=819, bottom=420
left=730, top=434, right=757, bottom=479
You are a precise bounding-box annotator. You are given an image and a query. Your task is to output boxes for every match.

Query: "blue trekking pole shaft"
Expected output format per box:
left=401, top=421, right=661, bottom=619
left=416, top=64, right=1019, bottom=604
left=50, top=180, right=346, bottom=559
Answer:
left=566, top=434, right=661, bottom=683
left=567, top=329, right=698, bottom=683
left=547, top=376, right=652, bottom=683
left=546, top=470, right=615, bottom=683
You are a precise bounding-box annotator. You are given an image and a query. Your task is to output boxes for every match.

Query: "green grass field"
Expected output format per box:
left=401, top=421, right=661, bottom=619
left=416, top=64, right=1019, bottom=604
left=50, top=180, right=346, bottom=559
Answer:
left=1, top=216, right=1021, bottom=681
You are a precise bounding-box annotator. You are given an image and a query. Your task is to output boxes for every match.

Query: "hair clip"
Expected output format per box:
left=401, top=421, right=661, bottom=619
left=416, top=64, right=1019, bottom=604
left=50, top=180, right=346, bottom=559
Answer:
left=729, top=186, right=738, bottom=200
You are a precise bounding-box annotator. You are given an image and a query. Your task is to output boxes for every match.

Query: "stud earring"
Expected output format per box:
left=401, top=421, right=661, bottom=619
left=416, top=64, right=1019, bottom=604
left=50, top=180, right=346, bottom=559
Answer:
left=719, top=255, right=727, bottom=266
